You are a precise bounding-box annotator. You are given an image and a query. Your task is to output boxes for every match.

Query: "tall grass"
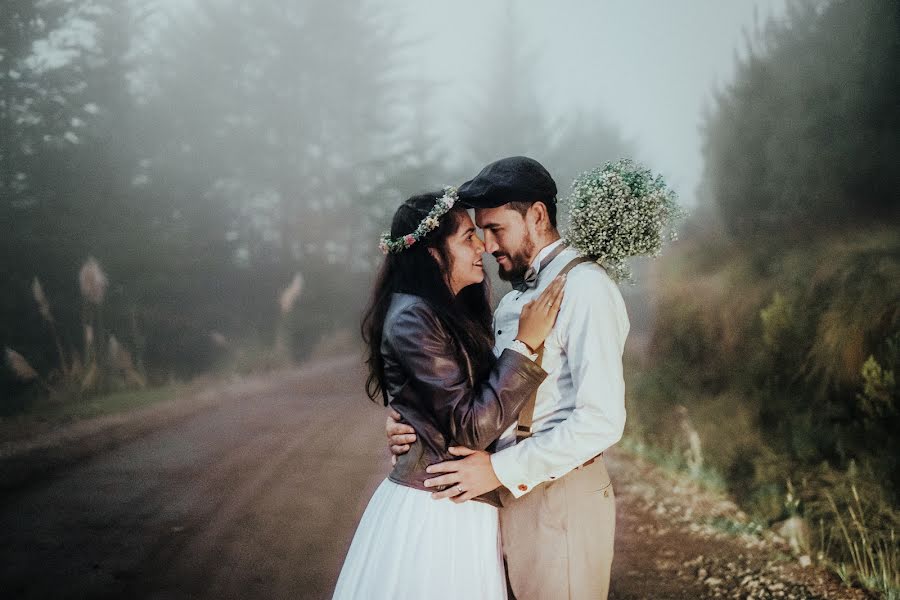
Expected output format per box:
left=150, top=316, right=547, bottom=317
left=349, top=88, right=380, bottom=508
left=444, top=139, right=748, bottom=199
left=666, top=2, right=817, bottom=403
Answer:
left=634, top=226, right=899, bottom=597
left=5, top=258, right=146, bottom=403
left=274, top=273, right=304, bottom=359
left=826, top=486, right=899, bottom=599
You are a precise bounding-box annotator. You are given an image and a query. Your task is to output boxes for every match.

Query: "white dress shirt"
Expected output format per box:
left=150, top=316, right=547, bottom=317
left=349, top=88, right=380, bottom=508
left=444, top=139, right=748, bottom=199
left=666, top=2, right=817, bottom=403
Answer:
left=489, top=240, right=630, bottom=498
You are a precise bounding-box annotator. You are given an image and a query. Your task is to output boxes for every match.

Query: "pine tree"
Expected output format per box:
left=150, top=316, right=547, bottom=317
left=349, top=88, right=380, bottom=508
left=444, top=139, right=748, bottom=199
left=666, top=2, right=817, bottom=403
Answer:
left=462, top=3, right=549, bottom=167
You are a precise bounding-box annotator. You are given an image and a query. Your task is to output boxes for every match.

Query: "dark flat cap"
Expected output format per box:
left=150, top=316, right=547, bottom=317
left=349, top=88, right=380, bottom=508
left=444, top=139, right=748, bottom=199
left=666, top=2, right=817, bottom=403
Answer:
left=458, top=156, right=557, bottom=208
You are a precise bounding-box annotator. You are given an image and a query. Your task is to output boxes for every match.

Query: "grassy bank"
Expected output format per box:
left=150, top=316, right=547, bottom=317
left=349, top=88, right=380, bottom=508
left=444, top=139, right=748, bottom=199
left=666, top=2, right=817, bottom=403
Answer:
left=628, top=226, right=899, bottom=598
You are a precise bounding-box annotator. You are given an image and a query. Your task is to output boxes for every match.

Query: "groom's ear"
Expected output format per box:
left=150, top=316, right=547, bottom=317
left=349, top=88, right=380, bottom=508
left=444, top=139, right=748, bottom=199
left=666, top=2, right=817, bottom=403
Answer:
left=528, top=201, right=552, bottom=232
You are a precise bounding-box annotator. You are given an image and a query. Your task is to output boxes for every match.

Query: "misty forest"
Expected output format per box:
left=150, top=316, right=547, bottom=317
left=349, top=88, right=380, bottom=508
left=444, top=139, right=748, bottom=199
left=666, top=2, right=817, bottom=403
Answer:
left=1, top=0, right=898, bottom=598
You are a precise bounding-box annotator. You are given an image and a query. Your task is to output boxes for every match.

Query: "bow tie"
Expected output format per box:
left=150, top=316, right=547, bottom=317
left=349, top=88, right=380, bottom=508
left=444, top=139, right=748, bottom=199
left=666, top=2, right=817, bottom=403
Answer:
left=511, top=243, right=567, bottom=292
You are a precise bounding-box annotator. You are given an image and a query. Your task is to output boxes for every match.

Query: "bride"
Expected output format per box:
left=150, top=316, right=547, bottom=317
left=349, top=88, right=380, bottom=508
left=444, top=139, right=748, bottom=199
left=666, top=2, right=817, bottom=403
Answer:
left=332, top=187, right=565, bottom=599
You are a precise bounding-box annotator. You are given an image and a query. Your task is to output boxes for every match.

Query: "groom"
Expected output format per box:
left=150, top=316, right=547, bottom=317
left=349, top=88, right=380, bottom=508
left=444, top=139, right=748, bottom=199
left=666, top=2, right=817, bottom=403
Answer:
left=387, top=156, right=630, bottom=599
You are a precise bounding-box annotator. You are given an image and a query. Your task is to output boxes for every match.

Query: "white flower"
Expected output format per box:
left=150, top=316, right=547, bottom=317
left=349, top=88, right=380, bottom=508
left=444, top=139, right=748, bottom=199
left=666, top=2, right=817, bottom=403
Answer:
left=561, top=159, right=683, bottom=282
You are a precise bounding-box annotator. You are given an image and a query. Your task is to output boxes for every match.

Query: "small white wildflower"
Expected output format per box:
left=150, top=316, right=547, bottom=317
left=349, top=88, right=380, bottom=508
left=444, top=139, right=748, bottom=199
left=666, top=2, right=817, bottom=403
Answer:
left=561, top=159, right=684, bottom=282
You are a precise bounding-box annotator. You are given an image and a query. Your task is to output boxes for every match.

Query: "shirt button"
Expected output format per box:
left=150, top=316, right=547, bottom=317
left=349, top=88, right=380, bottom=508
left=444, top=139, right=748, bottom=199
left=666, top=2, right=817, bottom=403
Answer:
left=517, top=484, right=528, bottom=492
left=497, top=330, right=502, bottom=335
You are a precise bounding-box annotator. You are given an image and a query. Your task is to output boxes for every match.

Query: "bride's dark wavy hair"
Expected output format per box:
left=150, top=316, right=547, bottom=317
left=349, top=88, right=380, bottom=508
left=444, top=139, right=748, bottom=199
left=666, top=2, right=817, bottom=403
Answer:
left=362, top=191, right=496, bottom=405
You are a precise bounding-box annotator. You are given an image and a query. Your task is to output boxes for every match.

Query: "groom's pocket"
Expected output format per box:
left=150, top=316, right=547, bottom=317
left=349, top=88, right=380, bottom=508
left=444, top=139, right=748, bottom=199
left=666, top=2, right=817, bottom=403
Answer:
left=591, top=480, right=614, bottom=497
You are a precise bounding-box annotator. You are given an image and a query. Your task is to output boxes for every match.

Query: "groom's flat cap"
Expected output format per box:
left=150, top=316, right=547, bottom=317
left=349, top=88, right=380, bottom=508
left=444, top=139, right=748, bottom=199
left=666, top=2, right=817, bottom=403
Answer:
left=458, top=156, right=557, bottom=209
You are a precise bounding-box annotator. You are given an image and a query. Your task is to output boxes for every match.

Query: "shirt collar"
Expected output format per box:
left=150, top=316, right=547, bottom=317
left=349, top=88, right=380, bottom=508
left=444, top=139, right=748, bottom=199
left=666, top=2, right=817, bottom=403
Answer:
left=530, top=239, right=565, bottom=274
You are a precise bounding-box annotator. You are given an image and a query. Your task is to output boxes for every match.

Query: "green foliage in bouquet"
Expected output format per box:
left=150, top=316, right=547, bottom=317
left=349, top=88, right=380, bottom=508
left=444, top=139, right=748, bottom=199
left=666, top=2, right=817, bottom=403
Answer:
left=562, top=159, right=683, bottom=281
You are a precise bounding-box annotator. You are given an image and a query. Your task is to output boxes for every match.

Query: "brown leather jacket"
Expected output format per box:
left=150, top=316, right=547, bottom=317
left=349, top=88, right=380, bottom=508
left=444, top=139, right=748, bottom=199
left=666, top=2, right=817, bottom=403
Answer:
left=383, top=293, right=547, bottom=506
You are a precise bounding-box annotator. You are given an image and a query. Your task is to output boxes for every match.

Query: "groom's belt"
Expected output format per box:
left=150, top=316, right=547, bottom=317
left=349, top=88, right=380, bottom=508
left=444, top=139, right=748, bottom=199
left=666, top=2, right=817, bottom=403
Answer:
left=544, top=453, right=604, bottom=484
left=578, top=452, right=604, bottom=469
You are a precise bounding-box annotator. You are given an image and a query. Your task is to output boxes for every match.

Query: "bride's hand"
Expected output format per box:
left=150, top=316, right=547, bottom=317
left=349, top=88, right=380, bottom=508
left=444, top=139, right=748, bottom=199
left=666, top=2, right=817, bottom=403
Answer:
left=515, top=275, right=566, bottom=351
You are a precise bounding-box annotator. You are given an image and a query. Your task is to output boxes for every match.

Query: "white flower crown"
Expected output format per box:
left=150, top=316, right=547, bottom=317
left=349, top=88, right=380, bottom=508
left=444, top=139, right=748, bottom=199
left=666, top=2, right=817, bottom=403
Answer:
left=378, top=186, right=458, bottom=254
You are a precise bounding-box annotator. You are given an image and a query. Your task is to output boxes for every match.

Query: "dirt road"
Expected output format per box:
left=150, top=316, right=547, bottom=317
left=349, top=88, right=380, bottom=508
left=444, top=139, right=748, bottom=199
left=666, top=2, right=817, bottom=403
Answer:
left=0, top=359, right=862, bottom=599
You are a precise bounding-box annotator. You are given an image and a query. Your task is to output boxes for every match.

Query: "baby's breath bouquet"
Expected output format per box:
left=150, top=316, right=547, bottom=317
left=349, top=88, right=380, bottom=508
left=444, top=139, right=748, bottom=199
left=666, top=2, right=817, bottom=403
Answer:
left=562, top=158, right=683, bottom=282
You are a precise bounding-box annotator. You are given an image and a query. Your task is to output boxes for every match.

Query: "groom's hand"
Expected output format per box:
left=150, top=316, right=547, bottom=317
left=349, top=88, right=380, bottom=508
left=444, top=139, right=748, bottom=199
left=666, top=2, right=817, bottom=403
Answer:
left=386, top=408, right=416, bottom=465
left=424, top=447, right=502, bottom=503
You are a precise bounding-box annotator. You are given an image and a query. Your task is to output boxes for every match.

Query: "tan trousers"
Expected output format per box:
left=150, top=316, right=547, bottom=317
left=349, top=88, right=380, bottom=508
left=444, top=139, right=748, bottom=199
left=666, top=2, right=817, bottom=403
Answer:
left=499, top=456, right=615, bottom=600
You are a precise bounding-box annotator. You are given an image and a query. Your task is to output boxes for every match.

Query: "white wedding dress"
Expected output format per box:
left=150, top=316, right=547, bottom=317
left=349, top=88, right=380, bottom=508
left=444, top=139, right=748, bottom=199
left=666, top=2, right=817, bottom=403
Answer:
left=332, top=478, right=507, bottom=599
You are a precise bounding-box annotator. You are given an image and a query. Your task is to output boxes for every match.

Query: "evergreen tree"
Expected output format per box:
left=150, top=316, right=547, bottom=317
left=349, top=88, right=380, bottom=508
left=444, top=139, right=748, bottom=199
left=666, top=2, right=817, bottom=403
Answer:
left=1, top=1, right=147, bottom=392
left=461, top=3, right=549, bottom=168
left=701, top=0, right=900, bottom=238
left=139, top=0, right=423, bottom=357
left=460, top=3, right=633, bottom=201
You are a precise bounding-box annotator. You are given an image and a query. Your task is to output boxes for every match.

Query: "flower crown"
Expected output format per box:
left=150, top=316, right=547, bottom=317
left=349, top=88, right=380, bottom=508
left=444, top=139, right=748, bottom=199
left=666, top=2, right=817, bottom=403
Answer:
left=378, top=186, right=459, bottom=254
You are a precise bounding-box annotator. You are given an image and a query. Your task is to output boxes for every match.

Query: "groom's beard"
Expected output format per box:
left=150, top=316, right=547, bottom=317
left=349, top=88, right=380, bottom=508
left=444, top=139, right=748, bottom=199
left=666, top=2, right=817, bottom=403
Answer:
left=494, top=238, right=535, bottom=282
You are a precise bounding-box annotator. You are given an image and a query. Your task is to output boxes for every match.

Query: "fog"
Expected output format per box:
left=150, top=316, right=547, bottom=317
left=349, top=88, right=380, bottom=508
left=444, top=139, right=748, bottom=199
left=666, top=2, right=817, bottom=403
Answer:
left=3, top=1, right=899, bottom=597
left=393, top=0, right=788, bottom=201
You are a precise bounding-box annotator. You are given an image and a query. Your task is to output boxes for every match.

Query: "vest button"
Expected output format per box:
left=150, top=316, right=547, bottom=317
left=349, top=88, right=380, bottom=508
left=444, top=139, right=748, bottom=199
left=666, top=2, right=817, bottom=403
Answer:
left=497, top=330, right=502, bottom=335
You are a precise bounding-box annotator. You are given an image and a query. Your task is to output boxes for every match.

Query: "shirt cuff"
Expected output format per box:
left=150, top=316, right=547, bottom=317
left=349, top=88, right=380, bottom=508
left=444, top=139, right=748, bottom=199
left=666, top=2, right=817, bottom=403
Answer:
left=490, top=445, right=538, bottom=499
left=507, top=339, right=538, bottom=361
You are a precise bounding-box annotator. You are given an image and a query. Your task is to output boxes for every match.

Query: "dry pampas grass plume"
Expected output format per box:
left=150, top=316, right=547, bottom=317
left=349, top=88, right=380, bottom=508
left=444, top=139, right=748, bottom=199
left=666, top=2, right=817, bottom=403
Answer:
left=107, top=335, right=129, bottom=370
left=209, top=331, right=229, bottom=348
left=32, top=277, right=54, bottom=323
left=33, top=276, right=69, bottom=374
left=79, top=257, right=108, bottom=305
left=108, top=335, right=146, bottom=388
left=4, top=347, right=54, bottom=393
left=5, top=347, right=38, bottom=381
left=279, top=273, right=304, bottom=315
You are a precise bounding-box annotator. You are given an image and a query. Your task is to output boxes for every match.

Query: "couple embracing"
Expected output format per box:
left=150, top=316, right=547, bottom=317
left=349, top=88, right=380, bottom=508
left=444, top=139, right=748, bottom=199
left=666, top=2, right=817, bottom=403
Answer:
left=333, top=156, right=630, bottom=600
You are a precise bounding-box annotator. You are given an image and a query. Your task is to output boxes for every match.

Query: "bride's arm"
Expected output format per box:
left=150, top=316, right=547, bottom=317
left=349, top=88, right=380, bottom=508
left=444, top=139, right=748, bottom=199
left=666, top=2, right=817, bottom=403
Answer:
left=388, top=301, right=546, bottom=451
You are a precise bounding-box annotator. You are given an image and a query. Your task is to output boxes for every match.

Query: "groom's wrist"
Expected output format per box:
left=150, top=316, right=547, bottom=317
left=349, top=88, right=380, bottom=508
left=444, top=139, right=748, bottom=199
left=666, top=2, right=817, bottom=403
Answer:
left=490, top=450, right=529, bottom=497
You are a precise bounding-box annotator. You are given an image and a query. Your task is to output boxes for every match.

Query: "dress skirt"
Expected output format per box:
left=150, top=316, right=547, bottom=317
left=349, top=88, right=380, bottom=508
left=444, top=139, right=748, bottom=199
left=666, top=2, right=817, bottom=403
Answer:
left=332, top=478, right=508, bottom=599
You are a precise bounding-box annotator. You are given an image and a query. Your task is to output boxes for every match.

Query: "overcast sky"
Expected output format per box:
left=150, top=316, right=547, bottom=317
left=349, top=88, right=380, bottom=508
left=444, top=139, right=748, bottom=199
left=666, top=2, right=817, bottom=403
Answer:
left=386, top=0, right=789, bottom=205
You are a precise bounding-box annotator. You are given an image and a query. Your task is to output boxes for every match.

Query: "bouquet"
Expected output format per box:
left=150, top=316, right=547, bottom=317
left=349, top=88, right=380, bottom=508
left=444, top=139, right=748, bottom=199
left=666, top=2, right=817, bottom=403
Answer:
left=562, top=158, right=683, bottom=281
